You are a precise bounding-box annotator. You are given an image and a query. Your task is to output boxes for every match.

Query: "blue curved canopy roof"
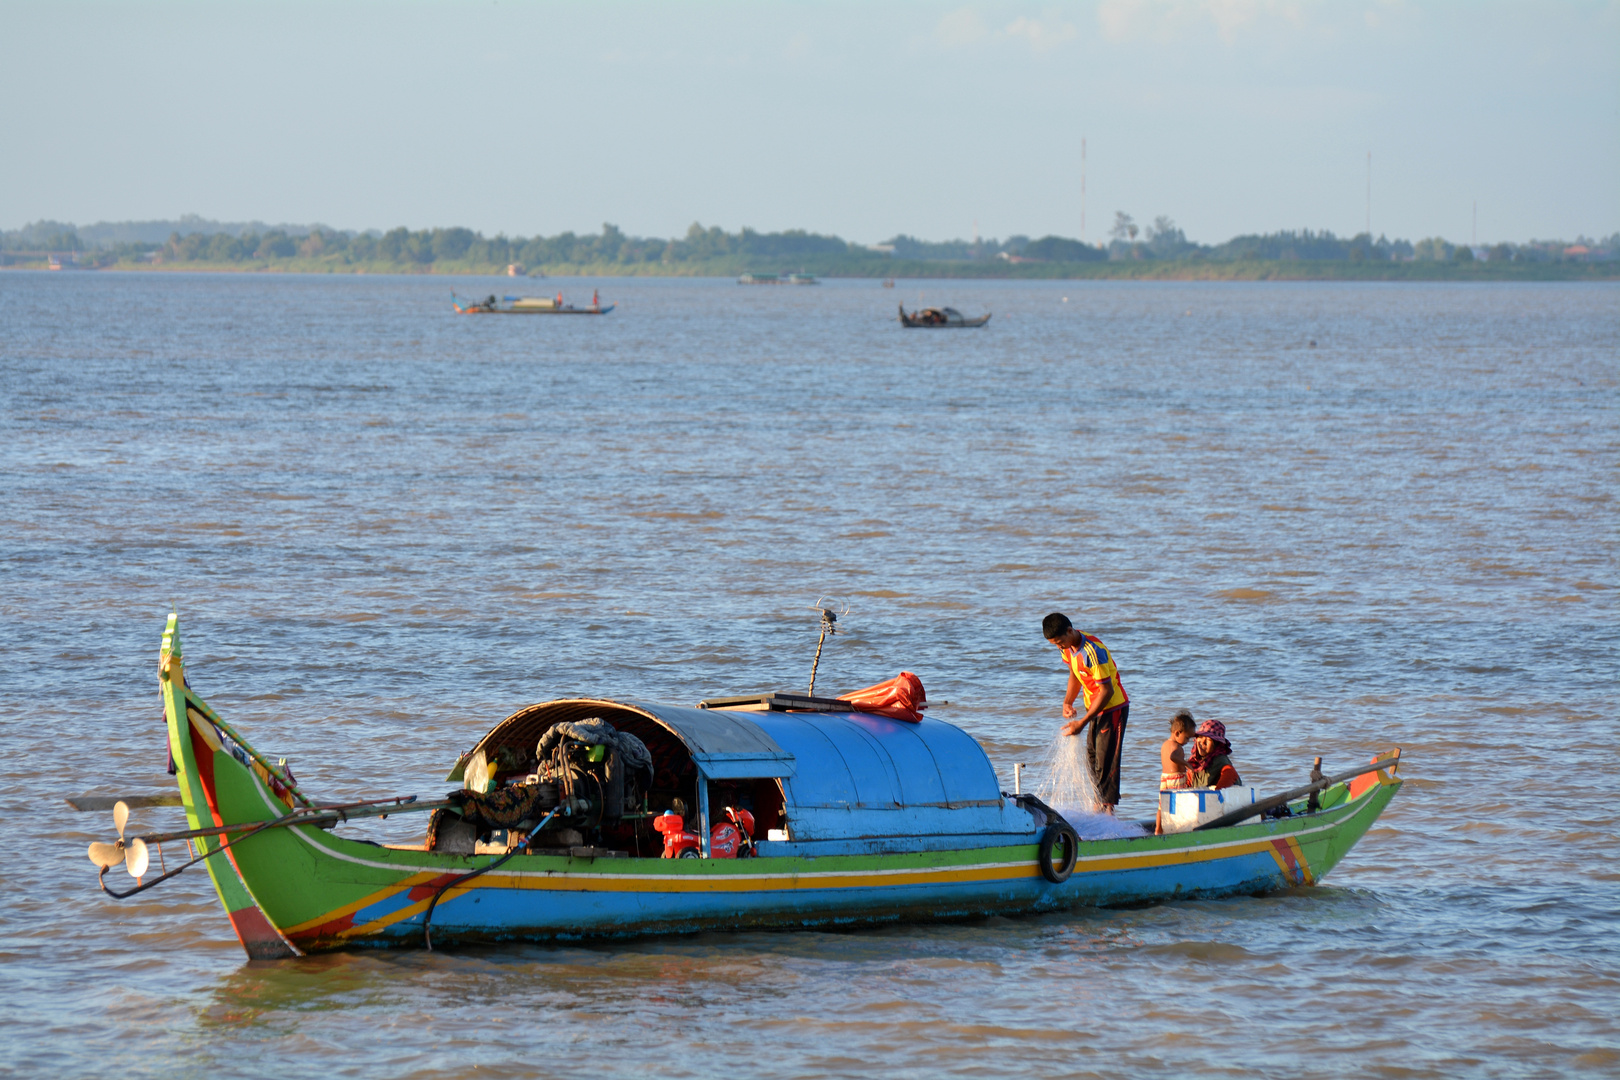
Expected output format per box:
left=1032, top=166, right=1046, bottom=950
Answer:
left=621, top=701, right=795, bottom=778
left=631, top=702, right=1025, bottom=842
left=623, top=702, right=1001, bottom=806
left=747, top=709, right=1025, bottom=841
left=472, top=697, right=1032, bottom=843
left=747, top=710, right=1000, bottom=809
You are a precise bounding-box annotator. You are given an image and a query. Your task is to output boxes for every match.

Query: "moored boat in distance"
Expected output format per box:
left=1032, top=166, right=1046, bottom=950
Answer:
left=739, top=272, right=819, bottom=285
left=452, top=291, right=613, bottom=315
left=86, top=615, right=1404, bottom=955
left=900, top=304, right=991, bottom=328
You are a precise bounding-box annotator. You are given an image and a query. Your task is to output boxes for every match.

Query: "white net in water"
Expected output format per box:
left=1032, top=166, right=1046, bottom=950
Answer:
left=1034, top=733, right=1147, bottom=841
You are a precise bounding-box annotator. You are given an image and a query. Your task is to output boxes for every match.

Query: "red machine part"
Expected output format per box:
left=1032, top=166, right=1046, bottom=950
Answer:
left=653, top=808, right=759, bottom=859
left=653, top=812, right=701, bottom=858
left=724, top=807, right=756, bottom=857
left=709, top=821, right=742, bottom=858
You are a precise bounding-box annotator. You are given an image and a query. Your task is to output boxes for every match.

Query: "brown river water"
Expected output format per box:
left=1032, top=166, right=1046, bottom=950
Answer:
left=2, top=272, right=1616, bottom=1078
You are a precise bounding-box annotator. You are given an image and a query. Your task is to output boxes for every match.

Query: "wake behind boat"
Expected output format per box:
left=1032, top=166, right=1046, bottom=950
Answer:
left=900, top=304, right=991, bottom=327
left=82, top=616, right=1402, bottom=956
left=453, top=291, right=614, bottom=315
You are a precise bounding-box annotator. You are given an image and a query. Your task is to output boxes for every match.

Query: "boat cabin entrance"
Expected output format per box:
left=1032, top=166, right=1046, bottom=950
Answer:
left=428, top=698, right=792, bottom=859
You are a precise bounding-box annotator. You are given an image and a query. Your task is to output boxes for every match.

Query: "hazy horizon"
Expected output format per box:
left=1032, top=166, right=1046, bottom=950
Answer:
left=4, top=2, right=1616, bottom=245
left=6, top=213, right=1617, bottom=251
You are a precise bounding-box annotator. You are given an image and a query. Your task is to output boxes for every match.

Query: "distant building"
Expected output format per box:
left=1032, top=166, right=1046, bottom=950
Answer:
left=997, top=252, right=1044, bottom=264
left=865, top=244, right=896, bottom=255
left=507, top=263, right=524, bottom=276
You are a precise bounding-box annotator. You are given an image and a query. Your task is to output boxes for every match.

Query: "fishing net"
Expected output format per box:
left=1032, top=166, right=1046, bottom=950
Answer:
left=450, top=783, right=549, bottom=830
left=1036, top=732, right=1103, bottom=813
left=1034, top=734, right=1146, bottom=840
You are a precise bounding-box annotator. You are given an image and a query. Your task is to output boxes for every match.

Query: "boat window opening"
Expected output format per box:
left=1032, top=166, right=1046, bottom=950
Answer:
left=704, top=777, right=786, bottom=838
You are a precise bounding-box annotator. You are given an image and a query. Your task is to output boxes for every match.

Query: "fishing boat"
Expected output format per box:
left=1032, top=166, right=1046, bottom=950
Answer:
left=899, top=304, right=991, bottom=328
left=83, top=616, right=1403, bottom=957
left=738, top=273, right=819, bottom=285
left=451, top=291, right=613, bottom=315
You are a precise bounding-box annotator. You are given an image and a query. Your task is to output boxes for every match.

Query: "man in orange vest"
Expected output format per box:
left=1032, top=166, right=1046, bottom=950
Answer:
left=1042, top=611, right=1130, bottom=812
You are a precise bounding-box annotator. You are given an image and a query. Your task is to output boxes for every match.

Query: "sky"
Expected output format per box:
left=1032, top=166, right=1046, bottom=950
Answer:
left=3, top=0, right=1617, bottom=245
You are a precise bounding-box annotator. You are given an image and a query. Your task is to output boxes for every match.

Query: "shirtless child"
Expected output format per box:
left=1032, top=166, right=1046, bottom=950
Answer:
left=1155, top=710, right=1196, bottom=834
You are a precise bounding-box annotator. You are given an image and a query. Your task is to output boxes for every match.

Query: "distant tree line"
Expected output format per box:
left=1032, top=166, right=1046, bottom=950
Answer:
left=1, top=222, right=87, bottom=252
left=1095, top=212, right=1617, bottom=265
left=144, top=222, right=864, bottom=268
left=4, top=217, right=1615, bottom=269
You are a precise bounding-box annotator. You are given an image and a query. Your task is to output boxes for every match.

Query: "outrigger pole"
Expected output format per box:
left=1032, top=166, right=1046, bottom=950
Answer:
left=1193, top=751, right=1401, bottom=832
left=89, top=794, right=449, bottom=899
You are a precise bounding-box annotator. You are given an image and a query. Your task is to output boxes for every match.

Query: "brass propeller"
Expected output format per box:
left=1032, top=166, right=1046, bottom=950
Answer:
left=84, top=801, right=151, bottom=879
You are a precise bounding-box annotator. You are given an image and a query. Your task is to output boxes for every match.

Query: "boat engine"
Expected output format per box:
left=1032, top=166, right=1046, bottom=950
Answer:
left=545, top=738, right=620, bottom=824
left=425, top=719, right=652, bottom=854
left=527, top=719, right=652, bottom=849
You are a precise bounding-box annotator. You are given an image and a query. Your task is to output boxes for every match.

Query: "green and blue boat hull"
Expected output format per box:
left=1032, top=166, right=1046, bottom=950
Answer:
left=155, top=616, right=1400, bottom=954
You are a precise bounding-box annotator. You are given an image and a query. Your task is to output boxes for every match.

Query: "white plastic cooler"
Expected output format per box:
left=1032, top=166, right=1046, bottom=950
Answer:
left=1159, top=787, right=1258, bottom=833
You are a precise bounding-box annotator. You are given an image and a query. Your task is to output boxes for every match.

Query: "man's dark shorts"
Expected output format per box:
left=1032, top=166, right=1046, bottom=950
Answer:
left=1088, top=702, right=1129, bottom=806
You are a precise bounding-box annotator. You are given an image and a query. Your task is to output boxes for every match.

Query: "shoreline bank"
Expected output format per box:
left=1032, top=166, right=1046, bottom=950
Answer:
left=4, top=258, right=1614, bottom=283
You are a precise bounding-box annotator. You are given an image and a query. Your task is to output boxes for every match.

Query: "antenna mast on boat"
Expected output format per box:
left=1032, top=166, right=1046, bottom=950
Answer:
left=1081, top=136, right=1086, bottom=240
left=807, top=597, right=849, bottom=696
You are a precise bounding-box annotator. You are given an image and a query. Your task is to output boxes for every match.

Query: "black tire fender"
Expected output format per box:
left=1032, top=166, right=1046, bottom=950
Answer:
left=1038, top=822, right=1080, bottom=884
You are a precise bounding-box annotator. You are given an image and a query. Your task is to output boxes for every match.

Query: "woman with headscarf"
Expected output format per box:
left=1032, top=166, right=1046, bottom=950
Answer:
left=1186, top=719, right=1241, bottom=789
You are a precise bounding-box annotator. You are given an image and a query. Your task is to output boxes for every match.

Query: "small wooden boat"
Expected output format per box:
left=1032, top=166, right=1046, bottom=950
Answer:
left=900, top=304, right=990, bottom=328
left=452, top=291, right=613, bottom=315
left=738, top=273, right=819, bottom=285
left=85, top=616, right=1403, bottom=956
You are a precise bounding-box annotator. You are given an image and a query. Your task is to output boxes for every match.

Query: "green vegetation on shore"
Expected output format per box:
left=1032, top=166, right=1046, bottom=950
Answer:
left=4, top=217, right=1615, bottom=281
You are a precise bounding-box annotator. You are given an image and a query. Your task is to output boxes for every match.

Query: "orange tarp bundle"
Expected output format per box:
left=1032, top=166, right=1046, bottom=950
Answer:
left=838, top=672, right=927, bottom=723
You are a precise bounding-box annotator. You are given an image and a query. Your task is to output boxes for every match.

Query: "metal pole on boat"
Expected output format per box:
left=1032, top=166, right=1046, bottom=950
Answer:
left=1193, top=751, right=1401, bottom=831
left=1014, top=763, right=1026, bottom=795
left=808, top=607, right=836, bottom=696
left=698, top=778, right=712, bottom=858
left=102, top=794, right=447, bottom=849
